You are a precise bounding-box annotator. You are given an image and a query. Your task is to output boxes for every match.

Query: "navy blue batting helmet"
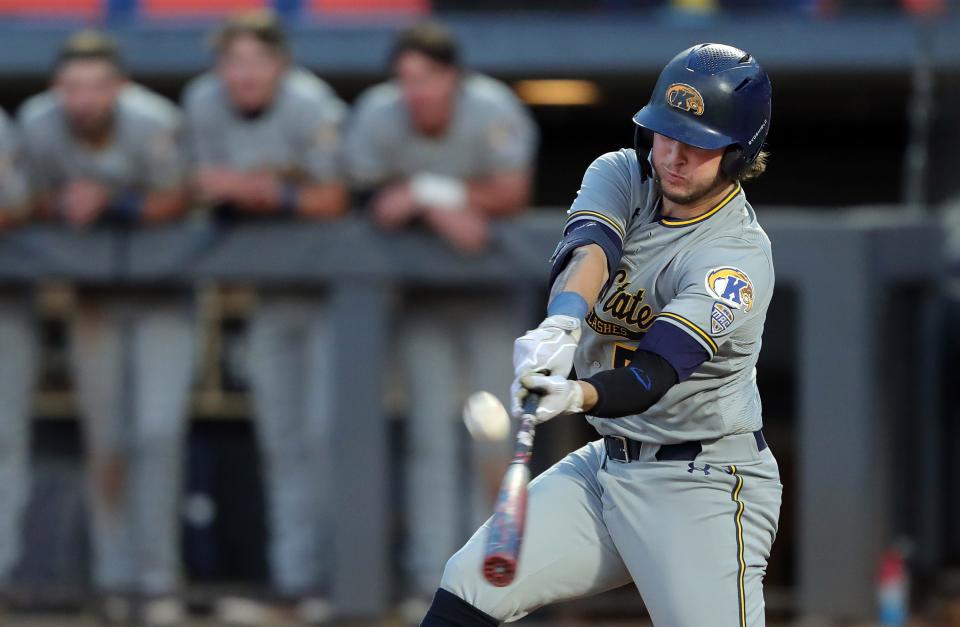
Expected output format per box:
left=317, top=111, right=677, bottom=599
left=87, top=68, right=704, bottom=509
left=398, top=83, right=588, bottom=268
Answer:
left=633, top=43, right=771, bottom=180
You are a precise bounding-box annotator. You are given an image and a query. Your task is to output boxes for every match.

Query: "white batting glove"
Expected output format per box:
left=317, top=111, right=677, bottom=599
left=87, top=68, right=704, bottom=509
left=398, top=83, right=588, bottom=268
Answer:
left=513, top=314, right=581, bottom=378
left=511, top=315, right=581, bottom=420
left=511, top=374, right=584, bottom=424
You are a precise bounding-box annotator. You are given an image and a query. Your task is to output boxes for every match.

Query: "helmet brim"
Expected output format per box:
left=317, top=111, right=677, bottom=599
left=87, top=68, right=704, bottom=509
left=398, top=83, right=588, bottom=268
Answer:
left=633, top=106, right=735, bottom=151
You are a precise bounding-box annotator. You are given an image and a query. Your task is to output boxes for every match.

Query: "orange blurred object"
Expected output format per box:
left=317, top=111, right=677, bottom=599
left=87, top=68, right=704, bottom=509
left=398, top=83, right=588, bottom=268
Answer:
left=669, top=0, right=718, bottom=14
left=143, top=0, right=266, bottom=18
left=310, top=0, right=430, bottom=16
left=0, top=0, right=99, bottom=18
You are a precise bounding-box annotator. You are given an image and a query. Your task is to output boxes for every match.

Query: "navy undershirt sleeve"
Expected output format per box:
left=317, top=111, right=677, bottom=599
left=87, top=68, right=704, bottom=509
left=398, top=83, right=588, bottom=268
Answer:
left=636, top=319, right=710, bottom=382
left=582, top=320, right=711, bottom=418
left=583, top=349, right=677, bottom=418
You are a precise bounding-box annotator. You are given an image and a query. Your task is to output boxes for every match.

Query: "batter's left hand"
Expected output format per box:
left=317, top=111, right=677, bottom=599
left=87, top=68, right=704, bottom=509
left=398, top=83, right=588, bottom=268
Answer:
left=512, top=374, right=584, bottom=423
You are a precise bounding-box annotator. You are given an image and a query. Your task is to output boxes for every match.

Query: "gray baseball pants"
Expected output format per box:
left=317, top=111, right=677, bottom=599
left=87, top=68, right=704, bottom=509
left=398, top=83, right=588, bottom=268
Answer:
left=0, top=296, right=38, bottom=583
left=441, top=432, right=782, bottom=625
left=246, top=294, right=335, bottom=596
left=70, top=296, right=195, bottom=595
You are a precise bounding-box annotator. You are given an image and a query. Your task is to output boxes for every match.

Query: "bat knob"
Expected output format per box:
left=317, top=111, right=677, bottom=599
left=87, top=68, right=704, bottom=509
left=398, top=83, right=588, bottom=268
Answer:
left=482, top=555, right=516, bottom=587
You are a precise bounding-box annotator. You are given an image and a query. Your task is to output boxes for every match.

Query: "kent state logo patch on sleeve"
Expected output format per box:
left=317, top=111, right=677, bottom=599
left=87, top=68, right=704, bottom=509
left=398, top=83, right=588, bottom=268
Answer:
left=705, top=267, right=754, bottom=312
left=710, top=301, right=735, bottom=335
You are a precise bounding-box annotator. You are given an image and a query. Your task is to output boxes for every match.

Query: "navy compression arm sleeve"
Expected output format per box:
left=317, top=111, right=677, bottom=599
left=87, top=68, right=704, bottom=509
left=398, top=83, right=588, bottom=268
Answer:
left=582, top=349, right=678, bottom=418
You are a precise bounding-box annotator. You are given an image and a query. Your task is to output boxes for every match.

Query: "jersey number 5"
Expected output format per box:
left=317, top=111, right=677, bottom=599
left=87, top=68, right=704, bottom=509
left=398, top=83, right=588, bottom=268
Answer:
left=612, top=343, right=638, bottom=369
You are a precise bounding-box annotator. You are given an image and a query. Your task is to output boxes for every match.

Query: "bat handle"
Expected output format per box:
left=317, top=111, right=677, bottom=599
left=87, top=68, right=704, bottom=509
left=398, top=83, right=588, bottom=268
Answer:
left=520, top=392, right=541, bottom=422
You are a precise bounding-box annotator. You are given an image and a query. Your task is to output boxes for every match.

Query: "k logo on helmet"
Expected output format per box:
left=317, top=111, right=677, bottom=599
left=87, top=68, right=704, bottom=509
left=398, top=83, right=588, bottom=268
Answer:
left=665, top=83, right=704, bottom=116
left=705, top=267, right=754, bottom=312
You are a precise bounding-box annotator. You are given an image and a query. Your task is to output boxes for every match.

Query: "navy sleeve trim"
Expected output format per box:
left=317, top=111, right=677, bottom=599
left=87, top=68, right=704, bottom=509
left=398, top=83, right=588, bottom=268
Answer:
left=637, top=319, right=710, bottom=382
left=548, top=219, right=623, bottom=288
left=566, top=210, right=625, bottom=239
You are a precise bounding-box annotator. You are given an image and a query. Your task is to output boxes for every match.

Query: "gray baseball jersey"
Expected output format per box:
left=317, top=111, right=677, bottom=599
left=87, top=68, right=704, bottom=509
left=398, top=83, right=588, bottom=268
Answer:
left=344, top=73, right=537, bottom=186
left=568, top=148, right=774, bottom=445
left=18, top=84, right=183, bottom=196
left=183, top=67, right=345, bottom=182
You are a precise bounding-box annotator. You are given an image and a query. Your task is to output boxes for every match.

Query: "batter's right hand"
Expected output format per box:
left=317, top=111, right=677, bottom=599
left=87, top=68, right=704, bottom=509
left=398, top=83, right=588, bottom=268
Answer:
left=512, top=374, right=584, bottom=423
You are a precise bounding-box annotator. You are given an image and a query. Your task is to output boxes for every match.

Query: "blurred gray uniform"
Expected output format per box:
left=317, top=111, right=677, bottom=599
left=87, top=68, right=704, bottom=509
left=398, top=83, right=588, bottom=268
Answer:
left=443, top=149, right=783, bottom=625
left=345, top=74, right=537, bottom=596
left=0, top=109, right=36, bottom=584
left=19, top=85, right=192, bottom=596
left=183, top=68, right=345, bottom=596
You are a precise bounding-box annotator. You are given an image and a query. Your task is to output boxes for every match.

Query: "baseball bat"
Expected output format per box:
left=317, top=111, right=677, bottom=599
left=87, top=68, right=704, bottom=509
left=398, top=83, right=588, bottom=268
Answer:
left=482, top=392, right=540, bottom=587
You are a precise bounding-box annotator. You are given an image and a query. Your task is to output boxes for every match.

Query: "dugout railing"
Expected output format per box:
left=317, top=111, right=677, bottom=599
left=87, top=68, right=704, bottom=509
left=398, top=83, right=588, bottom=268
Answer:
left=0, top=210, right=942, bottom=620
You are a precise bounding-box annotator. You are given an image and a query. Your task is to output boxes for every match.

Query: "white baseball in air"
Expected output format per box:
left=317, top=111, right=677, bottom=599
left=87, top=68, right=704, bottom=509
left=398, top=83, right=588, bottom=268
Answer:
left=463, top=391, right=511, bottom=442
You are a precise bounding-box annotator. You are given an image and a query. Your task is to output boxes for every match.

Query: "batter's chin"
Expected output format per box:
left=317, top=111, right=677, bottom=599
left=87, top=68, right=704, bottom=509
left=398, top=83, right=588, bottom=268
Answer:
left=655, top=169, right=728, bottom=207
left=655, top=175, right=699, bottom=205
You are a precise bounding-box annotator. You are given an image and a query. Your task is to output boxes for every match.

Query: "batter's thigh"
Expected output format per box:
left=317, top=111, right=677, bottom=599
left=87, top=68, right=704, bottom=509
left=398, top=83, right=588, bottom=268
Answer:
left=441, top=440, right=631, bottom=623
left=601, top=450, right=782, bottom=627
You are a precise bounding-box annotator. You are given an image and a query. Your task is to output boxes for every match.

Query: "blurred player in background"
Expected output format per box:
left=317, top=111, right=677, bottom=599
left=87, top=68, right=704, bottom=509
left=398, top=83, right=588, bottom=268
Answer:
left=182, top=11, right=347, bottom=625
left=344, top=22, right=537, bottom=617
left=18, top=31, right=191, bottom=626
left=0, top=109, right=37, bottom=605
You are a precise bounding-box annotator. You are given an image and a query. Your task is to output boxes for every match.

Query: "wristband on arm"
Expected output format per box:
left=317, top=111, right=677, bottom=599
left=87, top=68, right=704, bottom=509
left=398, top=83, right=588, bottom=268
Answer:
left=547, top=291, right=589, bottom=320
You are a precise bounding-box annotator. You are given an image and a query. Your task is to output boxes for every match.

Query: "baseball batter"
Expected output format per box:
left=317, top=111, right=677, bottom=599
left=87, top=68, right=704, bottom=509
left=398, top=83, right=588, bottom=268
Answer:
left=422, top=44, right=782, bottom=626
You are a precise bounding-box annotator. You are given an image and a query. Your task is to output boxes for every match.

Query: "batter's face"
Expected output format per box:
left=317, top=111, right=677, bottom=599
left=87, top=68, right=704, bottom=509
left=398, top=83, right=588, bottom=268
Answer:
left=55, top=59, right=123, bottom=137
left=651, top=133, right=728, bottom=206
left=394, top=50, right=459, bottom=135
left=218, top=35, right=286, bottom=113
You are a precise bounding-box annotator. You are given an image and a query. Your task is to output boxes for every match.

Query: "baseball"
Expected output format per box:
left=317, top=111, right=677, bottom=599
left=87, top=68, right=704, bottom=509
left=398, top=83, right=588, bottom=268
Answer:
left=463, top=391, right=511, bottom=442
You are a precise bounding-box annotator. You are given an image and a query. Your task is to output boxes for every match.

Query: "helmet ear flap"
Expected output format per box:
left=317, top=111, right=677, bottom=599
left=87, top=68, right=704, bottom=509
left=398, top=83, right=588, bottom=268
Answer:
left=633, top=126, right=654, bottom=181
left=635, top=128, right=756, bottom=182
left=720, top=145, right=743, bottom=180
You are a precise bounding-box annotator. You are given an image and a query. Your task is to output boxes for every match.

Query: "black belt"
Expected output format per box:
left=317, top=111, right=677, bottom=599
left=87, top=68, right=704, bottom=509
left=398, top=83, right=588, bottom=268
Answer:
left=604, top=430, right=767, bottom=463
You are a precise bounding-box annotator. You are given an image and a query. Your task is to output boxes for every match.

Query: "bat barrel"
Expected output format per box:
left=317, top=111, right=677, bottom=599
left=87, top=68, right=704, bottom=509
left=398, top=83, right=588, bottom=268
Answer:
left=481, top=399, right=538, bottom=587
